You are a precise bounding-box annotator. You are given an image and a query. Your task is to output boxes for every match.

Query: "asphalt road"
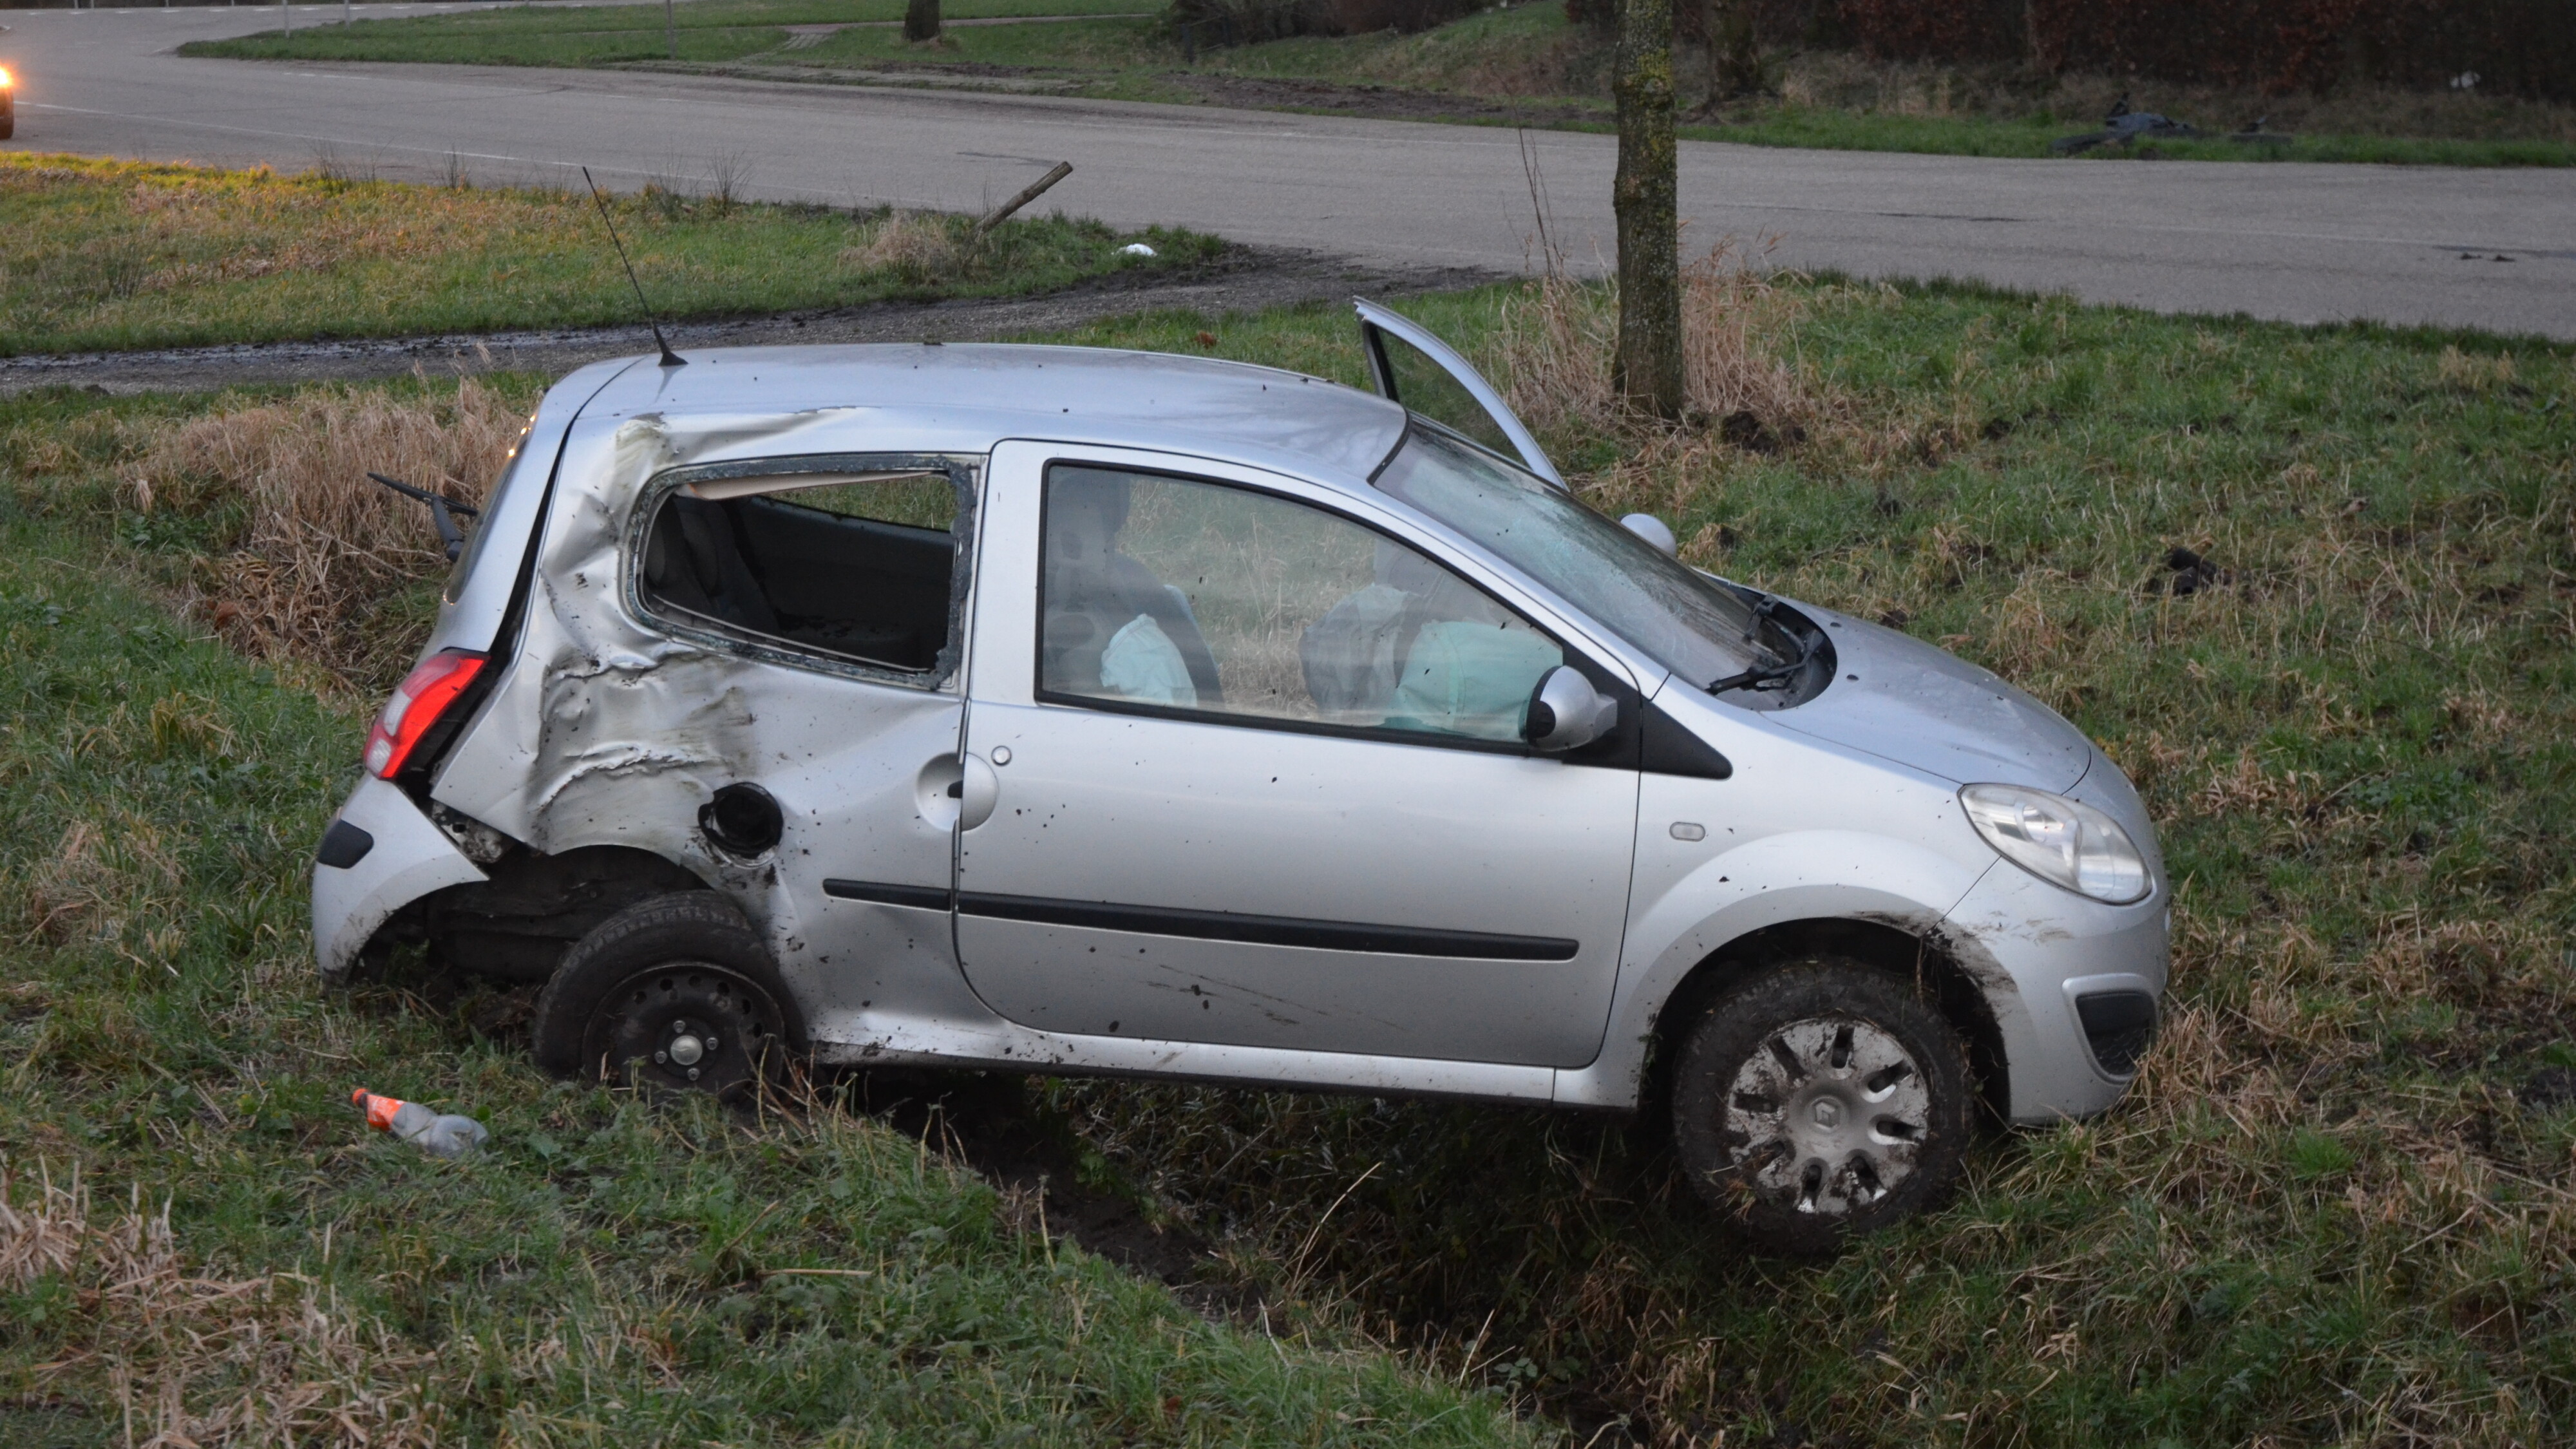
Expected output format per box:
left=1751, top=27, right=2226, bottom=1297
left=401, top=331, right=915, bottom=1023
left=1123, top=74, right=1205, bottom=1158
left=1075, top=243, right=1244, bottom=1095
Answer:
left=8, top=5, right=2575, bottom=340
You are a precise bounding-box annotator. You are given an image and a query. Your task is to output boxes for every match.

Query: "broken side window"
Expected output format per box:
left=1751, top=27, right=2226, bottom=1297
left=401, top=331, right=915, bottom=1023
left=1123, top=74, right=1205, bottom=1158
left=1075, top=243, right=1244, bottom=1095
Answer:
left=638, top=466, right=967, bottom=677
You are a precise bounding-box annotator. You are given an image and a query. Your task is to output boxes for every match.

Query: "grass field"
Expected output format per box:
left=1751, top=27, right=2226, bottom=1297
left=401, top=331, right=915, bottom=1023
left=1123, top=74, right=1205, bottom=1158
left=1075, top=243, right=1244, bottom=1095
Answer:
left=185, top=0, right=1153, bottom=68
left=0, top=152, right=1222, bottom=357
left=185, top=0, right=2576, bottom=167
left=0, top=379, right=1537, bottom=1449
left=3, top=252, right=2572, bottom=1446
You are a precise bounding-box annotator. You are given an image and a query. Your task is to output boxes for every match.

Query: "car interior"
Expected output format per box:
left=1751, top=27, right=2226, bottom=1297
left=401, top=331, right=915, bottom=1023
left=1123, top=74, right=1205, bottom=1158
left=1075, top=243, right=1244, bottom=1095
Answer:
left=639, top=485, right=958, bottom=672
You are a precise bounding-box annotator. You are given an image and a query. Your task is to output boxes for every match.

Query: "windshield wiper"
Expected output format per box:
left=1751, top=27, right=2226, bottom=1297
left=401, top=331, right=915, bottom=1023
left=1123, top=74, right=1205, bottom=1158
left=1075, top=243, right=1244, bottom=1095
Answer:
left=370, top=472, right=481, bottom=562
left=1705, top=598, right=1816, bottom=696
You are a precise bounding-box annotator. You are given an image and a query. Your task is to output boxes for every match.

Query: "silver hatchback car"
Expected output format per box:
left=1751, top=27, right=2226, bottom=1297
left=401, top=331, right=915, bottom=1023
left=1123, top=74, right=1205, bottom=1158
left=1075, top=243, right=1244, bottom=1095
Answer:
left=313, top=304, right=2165, bottom=1251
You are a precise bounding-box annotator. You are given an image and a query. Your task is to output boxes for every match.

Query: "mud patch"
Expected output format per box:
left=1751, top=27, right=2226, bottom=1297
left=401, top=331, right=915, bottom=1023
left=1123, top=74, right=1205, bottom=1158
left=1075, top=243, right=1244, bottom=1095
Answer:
left=1166, top=72, right=1607, bottom=128
left=846, top=1070, right=1225, bottom=1298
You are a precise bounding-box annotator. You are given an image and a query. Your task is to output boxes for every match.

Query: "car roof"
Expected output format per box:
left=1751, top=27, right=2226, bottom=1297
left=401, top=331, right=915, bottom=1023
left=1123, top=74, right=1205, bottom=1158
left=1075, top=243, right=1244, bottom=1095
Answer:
left=574, top=343, right=1412, bottom=484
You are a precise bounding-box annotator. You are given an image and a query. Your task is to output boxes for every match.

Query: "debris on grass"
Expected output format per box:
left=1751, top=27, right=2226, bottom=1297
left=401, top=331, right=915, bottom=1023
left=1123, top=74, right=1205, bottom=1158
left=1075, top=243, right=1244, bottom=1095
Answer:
left=352, top=1088, right=491, bottom=1159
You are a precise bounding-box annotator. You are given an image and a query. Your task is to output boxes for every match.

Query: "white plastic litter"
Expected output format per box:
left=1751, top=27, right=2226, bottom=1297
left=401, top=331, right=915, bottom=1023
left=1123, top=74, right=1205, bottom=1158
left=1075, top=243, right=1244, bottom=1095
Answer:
left=1119, top=243, right=1157, bottom=258
left=352, top=1088, right=491, bottom=1160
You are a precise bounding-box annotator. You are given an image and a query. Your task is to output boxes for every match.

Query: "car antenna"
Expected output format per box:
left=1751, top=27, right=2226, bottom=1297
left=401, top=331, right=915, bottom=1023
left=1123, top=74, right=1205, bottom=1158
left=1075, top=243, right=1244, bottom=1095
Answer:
left=582, top=166, right=685, bottom=368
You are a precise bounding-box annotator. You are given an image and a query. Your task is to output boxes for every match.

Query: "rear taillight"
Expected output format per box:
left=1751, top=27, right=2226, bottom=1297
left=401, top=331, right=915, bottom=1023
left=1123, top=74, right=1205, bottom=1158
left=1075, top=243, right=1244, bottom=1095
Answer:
left=365, top=650, right=486, bottom=778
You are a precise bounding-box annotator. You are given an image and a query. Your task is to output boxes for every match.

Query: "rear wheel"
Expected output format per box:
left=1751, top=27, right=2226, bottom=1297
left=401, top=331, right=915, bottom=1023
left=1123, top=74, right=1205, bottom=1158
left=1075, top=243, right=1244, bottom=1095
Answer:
left=532, top=893, right=806, bottom=1099
left=1669, top=958, right=1971, bottom=1255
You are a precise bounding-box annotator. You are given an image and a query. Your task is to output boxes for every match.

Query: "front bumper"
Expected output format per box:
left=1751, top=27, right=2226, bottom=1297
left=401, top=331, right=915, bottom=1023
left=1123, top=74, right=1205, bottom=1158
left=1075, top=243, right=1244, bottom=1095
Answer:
left=311, top=774, right=486, bottom=982
left=1943, top=858, right=2168, bottom=1123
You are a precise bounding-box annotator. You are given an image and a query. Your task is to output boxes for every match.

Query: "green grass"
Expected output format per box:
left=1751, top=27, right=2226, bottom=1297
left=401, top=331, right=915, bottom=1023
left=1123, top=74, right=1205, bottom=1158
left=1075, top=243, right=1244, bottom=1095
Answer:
left=0, top=380, right=1537, bottom=1449
left=1683, top=109, right=2576, bottom=166
left=0, top=152, right=1222, bottom=357
left=186, top=0, right=2576, bottom=167
left=8, top=270, right=2575, bottom=1446
left=186, top=0, right=1155, bottom=68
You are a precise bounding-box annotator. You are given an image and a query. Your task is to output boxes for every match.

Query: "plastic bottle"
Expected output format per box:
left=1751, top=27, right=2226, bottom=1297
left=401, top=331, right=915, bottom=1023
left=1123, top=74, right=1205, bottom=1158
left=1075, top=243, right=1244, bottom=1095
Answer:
left=350, top=1088, right=491, bottom=1160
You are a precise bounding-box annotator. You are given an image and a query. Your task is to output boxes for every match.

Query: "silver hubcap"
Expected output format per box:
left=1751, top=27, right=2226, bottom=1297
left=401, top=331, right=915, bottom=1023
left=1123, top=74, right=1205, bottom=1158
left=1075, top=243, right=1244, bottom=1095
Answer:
left=1725, top=1016, right=1931, bottom=1217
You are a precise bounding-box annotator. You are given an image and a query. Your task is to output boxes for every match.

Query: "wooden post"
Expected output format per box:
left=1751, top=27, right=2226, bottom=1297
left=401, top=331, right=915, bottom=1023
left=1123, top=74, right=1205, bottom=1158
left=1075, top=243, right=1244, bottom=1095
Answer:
left=976, top=161, right=1072, bottom=234
left=665, top=0, right=676, bottom=59
left=1613, top=0, right=1683, bottom=419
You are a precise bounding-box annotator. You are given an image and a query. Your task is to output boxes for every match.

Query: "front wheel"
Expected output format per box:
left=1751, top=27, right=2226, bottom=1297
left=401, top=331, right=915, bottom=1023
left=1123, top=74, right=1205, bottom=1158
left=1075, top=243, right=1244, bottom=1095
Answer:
left=1669, top=958, right=1971, bottom=1255
left=532, top=892, right=806, bottom=1099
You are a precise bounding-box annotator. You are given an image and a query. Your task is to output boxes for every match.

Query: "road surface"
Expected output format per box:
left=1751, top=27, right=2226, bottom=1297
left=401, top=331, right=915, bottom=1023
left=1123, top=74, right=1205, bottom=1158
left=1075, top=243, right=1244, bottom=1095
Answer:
left=6, top=4, right=2573, bottom=339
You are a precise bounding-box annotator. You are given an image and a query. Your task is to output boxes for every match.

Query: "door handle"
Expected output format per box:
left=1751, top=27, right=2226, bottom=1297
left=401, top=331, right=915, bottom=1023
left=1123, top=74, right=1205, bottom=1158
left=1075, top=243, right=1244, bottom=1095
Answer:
left=958, top=753, right=1000, bottom=831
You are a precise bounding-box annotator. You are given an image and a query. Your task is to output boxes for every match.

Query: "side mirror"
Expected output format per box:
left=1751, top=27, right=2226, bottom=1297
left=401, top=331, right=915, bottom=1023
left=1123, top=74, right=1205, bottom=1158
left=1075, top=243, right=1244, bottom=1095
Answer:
left=1524, top=666, right=1617, bottom=753
left=1620, top=513, right=1678, bottom=556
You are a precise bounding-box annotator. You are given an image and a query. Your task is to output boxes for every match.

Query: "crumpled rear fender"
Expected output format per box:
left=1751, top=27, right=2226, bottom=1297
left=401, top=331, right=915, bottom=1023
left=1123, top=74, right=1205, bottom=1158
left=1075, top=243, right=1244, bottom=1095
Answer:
left=311, top=775, right=488, bottom=983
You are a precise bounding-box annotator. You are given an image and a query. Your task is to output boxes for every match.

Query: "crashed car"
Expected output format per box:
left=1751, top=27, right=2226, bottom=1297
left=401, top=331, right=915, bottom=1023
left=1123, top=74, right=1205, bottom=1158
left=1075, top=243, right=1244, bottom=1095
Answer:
left=312, top=303, right=2166, bottom=1251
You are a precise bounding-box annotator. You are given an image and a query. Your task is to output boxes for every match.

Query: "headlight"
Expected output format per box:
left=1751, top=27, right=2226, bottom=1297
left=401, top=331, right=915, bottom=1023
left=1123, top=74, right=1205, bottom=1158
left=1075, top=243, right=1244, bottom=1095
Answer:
left=1960, top=783, right=2150, bottom=904
left=0, top=67, right=15, bottom=89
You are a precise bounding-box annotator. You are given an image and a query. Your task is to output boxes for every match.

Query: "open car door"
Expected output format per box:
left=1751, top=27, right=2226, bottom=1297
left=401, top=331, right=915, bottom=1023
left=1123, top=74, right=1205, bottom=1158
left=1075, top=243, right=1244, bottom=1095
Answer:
left=1356, top=298, right=1567, bottom=488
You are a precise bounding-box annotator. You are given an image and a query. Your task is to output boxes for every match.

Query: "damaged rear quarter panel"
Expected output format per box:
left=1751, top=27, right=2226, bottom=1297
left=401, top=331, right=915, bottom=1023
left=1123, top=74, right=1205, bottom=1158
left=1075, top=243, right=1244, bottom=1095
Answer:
left=426, top=411, right=982, bottom=1011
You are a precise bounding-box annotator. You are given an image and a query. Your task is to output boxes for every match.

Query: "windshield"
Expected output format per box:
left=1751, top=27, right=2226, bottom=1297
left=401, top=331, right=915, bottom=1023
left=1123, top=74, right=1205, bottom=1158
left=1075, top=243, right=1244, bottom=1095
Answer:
left=1374, top=426, right=1786, bottom=687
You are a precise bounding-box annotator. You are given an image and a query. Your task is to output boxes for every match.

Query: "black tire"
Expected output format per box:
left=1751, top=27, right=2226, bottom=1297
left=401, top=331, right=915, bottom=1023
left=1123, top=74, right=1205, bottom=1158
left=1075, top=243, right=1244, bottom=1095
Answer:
left=531, top=892, right=807, bottom=1099
left=1669, top=957, right=1971, bottom=1255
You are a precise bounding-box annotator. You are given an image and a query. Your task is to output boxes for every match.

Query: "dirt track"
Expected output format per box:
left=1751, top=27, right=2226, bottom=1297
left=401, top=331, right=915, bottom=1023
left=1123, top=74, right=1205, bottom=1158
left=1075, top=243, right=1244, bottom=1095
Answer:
left=0, top=248, right=1500, bottom=395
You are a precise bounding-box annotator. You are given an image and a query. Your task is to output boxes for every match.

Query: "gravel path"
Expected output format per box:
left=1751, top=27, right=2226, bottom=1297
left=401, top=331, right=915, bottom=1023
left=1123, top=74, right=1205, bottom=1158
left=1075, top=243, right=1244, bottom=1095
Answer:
left=0, top=249, right=1500, bottom=395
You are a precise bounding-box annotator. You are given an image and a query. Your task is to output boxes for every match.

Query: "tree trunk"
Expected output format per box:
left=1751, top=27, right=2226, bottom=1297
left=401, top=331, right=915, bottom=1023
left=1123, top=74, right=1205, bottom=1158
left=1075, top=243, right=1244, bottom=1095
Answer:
left=904, top=0, right=942, bottom=43
left=1613, top=0, right=1685, bottom=419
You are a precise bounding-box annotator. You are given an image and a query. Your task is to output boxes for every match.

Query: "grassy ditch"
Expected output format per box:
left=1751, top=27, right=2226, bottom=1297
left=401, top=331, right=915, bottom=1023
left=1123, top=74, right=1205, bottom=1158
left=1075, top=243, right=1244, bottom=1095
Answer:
left=0, top=381, right=1539, bottom=1449
left=8, top=265, right=2575, bottom=1446
left=0, top=153, right=1222, bottom=357
left=1025, top=279, right=2576, bottom=1444
left=186, top=0, right=2576, bottom=167
left=183, top=0, right=1152, bottom=68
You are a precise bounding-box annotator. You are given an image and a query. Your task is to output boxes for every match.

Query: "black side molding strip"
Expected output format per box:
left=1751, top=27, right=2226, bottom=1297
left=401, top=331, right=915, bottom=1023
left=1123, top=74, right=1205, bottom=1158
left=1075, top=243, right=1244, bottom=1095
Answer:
left=316, top=820, right=375, bottom=870
left=822, top=879, right=954, bottom=911
left=955, top=891, right=1578, bottom=961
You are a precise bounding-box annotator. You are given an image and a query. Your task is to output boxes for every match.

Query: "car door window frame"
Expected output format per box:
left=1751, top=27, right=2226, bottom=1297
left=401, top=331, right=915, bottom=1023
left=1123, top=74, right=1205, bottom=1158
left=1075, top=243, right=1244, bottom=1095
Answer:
left=1356, top=298, right=1567, bottom=488
left=623, top=451, right=982, bottom=692
left=1030, top=458, right=1610, bottom=759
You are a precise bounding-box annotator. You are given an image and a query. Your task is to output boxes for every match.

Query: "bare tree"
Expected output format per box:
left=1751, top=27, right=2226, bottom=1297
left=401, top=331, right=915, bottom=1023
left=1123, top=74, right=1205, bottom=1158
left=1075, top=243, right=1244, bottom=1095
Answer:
left=1613, top=0, right=1684, bottom=418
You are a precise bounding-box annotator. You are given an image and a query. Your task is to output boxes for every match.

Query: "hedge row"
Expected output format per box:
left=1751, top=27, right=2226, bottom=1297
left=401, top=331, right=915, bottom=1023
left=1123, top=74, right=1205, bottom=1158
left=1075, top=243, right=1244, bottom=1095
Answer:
left=1564, top=0, right=2575, bottom=101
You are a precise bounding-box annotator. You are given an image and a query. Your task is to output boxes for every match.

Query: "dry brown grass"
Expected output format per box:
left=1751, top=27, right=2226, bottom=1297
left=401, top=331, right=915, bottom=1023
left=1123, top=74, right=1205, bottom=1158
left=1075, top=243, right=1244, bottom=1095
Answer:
left=135, top=379, right=524, bottom=685
left=18, top=813, right=184, bottom=952
left=1, top=1165, right=442, bottom=1448
left=840, top=209, right=967, bottom=283
left=1490, top=242, right=1816, bottom=442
